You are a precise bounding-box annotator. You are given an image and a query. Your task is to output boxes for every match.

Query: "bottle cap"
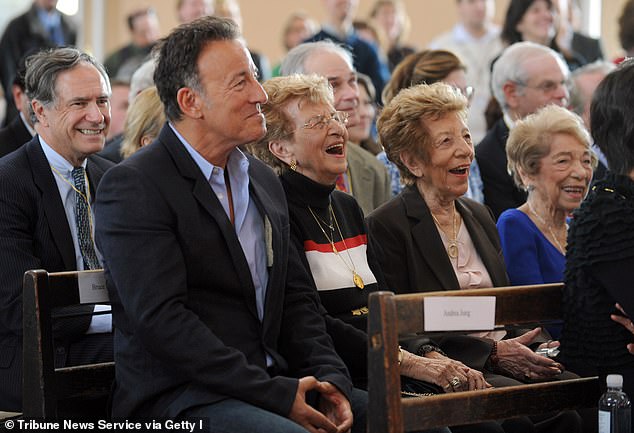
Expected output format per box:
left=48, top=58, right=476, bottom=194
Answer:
left=607, top=374, right=624, bottom=388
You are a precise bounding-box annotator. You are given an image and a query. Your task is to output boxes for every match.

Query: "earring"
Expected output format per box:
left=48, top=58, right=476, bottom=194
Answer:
left=289, top=159, right=297, bottom=171
left=526, top=184, right=535, bottom=192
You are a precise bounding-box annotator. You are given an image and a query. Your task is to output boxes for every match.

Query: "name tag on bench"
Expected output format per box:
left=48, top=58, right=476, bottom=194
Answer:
left=424, top=296, right=495, bottom=331
left=78, top=271, right=108, bottom=304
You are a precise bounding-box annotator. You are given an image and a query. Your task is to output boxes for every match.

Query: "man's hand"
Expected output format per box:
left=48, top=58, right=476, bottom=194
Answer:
left=289, top=376, right=352, bottom=433
left=496, top=328, right=563, bottom=381
left=611, top=303, right=634, bottom=355
left=317, top=381, right=353, bottom=433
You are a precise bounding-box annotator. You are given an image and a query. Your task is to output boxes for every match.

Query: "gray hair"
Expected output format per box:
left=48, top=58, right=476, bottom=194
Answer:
left=25, top=47, right=111, bottom=124
left=491, top=41, right=569, bottom=114
left=280, top=40, right=353, bottom=76
left=129, top=57, right=157, bottom=104
left=569, top=60, right=615, bottom=115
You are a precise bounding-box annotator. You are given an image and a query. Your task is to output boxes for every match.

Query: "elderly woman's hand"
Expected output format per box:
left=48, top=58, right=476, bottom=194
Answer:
left=495, top=328, right=563, bottom=381
left=400, top=349, right=490, bottom=392
left=611, top=303, right=634, bottom=355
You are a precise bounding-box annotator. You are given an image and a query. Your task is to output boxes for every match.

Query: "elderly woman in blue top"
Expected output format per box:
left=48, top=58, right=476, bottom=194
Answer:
left=497, top=105, right=595, bottom=287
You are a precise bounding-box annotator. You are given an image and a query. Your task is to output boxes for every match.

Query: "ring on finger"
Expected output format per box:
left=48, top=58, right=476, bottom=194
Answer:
left=450, top=377, right=461, bottom=388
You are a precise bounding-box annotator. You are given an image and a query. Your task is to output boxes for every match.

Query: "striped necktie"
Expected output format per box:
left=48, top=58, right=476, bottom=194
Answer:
left=71, top=167, right=100, bottom=270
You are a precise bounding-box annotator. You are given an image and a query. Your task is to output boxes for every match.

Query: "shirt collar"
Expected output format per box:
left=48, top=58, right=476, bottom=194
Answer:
left=452, top=22, right=500, bottom=44
left=36, top=6, right=61, bottom=28
left=39, top=135, right=87, bottom=177
left=168, top=123, right=250, bottom=181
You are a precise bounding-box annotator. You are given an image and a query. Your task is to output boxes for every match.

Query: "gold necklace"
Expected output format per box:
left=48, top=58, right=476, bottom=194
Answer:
left=527, top=201, right=567, bottom=254
left=308, top=203, right=365, bottom=289
left=430, top=203, right=459, bottom=259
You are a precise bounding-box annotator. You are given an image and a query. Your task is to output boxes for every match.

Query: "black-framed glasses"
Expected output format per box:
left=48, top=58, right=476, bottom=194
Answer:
left=302, top=111, right=349, bottom=130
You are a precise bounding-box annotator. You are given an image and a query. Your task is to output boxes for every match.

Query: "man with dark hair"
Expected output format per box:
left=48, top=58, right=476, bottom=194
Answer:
left=0, top=0, right=77, bottom=126
left=103, top=8, right=160, bottom=81
left=0, top=56, right=35, bottom=157
left=95, top=16, right=364, bottom=432
left=0, top=47, right=113, bottom=412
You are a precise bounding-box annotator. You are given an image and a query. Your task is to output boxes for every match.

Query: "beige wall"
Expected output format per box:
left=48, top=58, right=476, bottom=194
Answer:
left=88, top=0, right=625, bottom=66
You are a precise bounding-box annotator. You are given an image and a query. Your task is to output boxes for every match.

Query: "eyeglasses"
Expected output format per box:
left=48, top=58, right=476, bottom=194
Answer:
left=457, top=86, right=474, bottom=103
left=302, top=111, right=349, bottom=130
left=514, top=78, right=571, bottom=95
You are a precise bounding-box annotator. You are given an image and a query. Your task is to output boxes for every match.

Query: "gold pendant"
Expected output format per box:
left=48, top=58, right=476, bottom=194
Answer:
left=353, top=272, right=364, bottom=289
left=447, top=242, right=458, bottom=259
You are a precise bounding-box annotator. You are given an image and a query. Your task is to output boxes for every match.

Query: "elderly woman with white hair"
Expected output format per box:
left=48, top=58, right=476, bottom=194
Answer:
left=498, top=105, right=595, bottom=287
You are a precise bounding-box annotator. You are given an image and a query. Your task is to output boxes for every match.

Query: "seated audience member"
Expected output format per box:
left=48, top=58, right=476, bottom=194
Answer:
left=348, top=73, right=381, bottom=155
left=553, top=0, right=604, bottom=64
left=369, top=0, right=416, bottom=71
left=0, top=47, right=113, bottom=412
left=280, top=41, right=391, bottom=216
left=94, top=17, right=366, bottom=433
left=104, top=8, right=160, bottom=82
left=120, top=87, right=164, bottom=159
left=305, top=0, right=390, bottom=103
left=380, top=50, right=483, bottom=202
left=476, top=42, right=570, bottom=219
left=498, top=105, right=594, bottom=287
left=272, top=12, right=317, bottom=77
left=428, top=0, right=504, bottom=144
left=177, top=0, right=213, bottom=24
left=0, top=56, right=35, bottom=158
left=561, top=59, right=634, bottom=404
left=367, top=82, right=582, bottom=433
left=98, top=79, right=130, bottom=163
left=616, top=0, right=634, bottom=63
left=248, top=73, right=500, bottom=433
left=568, top=61, right=615, bottom=181
left=0, top=0, right=77, bottom=126
left=215, top=0, right=271, bottom=82
left=501, top=0, right=586, bottom=71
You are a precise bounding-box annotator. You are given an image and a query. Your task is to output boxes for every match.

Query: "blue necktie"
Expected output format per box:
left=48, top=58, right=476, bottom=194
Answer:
left=71, top=167, right=100, bottom=270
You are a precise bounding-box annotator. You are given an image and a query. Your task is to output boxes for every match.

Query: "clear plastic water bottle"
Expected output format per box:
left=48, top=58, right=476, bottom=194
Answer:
left=599, top=374, right=632, bottom=433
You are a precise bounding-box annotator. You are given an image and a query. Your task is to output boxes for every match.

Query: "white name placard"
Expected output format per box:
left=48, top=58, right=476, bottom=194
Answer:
left=78, top=271, right=109, bottom=304
left=424, top=296, right=496, bottom=331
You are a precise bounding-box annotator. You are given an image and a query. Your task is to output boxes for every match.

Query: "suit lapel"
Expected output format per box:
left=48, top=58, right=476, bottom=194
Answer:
left=403, top=186, right=459, bottom=290
left=26, top=138, right=76, bottom=270
left=457, top=199, right=508, bottom=287
left=159, top=126, right=260, bottom=318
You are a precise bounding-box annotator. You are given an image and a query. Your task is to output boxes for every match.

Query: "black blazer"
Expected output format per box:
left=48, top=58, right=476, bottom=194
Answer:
left=366, top=185, right=510, bottom=370
left=95, top=125, right=351, bottom=418
left=476, top=118, right=527, bottom=220
left=0, top=115, right=32, bottom=158
left=366, top=184, right=509, bottom=294
left=0, top=136, right=112, bottom=411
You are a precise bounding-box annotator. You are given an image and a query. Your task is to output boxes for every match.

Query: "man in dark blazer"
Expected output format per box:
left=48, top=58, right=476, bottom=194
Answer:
left=0, top=48, right=113, bottom=411
left=476, top=42, right=571, bottom=219
left=95, top=17, right=364, bottom=433
left=0, top=59, right=35, bottom=158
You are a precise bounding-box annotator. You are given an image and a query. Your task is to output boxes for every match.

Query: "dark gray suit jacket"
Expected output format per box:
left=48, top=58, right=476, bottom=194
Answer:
left=95, top=125, right=351, bottom=418
left=0, top=115, right=32, bottom=158
left=0, top=136, right=112, bottom=411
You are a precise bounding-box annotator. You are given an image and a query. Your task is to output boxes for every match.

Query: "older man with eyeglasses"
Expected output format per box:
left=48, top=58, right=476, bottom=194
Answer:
left=476, top=41, right=571, bottom=219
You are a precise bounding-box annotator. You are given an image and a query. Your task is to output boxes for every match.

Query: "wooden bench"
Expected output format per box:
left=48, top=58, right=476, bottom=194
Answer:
left=22, top=269, right=115, bottom=419
left=367, top=283, right=601, bottom=432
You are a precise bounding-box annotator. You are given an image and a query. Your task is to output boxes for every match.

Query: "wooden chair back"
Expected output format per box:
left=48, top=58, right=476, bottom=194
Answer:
left=22, top=269, right=115, bottom=419
left=367, top=283, right=600, bottom=432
